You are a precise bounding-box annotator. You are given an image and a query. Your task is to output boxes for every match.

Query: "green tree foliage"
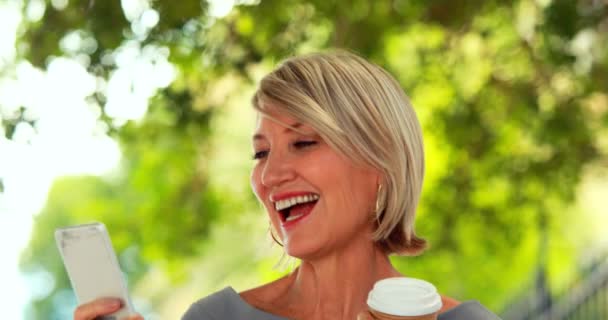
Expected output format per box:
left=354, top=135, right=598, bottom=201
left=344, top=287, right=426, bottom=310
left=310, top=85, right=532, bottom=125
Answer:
left=11, top=0, right=608, bottom=318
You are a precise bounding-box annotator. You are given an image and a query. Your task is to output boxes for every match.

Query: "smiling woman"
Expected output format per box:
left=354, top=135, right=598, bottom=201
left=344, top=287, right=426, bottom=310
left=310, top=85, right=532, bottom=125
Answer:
left=250, top=111, right=382, bottom=261
left=73, top=51, right=501, bottom=320
left=250, top=52, right=428, bottom=257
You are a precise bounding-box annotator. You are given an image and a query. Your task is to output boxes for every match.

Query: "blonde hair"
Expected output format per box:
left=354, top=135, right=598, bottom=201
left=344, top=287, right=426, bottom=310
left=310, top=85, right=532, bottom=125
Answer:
left=252, top=51, right=426, bottom=255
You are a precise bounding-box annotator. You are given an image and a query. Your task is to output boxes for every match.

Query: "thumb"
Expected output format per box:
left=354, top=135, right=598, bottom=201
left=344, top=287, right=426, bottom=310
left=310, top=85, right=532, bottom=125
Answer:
left=357, top=311, right=373, bottom=320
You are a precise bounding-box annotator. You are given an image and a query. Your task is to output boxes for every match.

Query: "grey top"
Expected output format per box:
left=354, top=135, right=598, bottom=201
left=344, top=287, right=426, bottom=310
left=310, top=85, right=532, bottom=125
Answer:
left=182, top=287, right=502, bottom=320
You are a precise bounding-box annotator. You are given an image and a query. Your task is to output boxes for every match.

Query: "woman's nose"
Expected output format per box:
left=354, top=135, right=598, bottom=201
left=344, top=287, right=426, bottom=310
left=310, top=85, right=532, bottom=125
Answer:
left=261, top=152, right=296, bottom=188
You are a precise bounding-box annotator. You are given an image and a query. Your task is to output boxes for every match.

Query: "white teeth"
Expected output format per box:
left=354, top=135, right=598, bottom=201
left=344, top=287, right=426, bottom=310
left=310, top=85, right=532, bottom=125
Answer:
left=274, top=194, right=319, bottom=211
left=285, top=213, right=304, bottom=221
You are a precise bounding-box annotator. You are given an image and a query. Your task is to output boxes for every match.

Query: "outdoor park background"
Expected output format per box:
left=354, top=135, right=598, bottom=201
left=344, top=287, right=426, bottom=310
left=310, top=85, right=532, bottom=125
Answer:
left=0, top=0, right=607, bottom=319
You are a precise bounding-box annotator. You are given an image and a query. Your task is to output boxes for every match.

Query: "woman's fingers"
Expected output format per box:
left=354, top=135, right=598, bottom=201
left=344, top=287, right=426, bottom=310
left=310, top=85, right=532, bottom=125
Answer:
left=73, top=298, right=122, bottom=320
left=356, top=311, right=373, bottom=320
left=123, top=314, right=145, bottom=320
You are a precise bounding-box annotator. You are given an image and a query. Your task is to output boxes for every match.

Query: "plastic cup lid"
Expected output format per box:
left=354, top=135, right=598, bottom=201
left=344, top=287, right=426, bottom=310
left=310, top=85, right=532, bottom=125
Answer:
left=367, top=277, right=443, bottom=316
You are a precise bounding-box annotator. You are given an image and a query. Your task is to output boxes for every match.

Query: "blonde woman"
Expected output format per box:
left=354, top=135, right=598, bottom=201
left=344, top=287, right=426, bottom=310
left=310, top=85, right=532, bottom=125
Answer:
left=74, top=52, right=500, bottom=320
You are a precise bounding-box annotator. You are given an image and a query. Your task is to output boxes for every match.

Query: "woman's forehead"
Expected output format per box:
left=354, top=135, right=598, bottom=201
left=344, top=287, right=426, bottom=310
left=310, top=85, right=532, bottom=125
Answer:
left=253, top=110, right=312, bottom=136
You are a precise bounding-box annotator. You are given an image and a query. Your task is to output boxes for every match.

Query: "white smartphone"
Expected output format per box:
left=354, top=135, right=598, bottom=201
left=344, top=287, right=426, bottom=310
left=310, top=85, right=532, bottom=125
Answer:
left=55, top=222, right=136, bottom=320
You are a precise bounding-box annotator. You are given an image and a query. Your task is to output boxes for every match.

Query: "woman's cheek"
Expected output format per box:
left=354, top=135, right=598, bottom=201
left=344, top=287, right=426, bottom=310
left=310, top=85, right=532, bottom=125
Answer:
left=250, top=167, right=264, bottom=201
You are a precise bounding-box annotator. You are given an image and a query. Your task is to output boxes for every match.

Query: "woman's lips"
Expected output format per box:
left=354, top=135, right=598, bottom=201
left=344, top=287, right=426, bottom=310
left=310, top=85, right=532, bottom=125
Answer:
left=270, top=191, right=319, bottom=202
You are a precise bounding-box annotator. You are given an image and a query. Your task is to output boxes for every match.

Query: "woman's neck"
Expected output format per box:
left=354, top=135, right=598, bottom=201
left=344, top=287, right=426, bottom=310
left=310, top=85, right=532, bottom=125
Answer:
left=283, top=239, right=402, bottom=320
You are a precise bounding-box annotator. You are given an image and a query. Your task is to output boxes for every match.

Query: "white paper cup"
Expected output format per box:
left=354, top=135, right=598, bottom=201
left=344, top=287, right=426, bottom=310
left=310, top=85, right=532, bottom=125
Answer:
left=366, top=278, right=442, bottom=319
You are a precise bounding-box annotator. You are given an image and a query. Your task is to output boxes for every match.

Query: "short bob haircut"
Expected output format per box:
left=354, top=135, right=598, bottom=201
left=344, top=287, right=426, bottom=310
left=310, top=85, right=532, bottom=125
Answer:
left=252, top=51, right=426, bottom=256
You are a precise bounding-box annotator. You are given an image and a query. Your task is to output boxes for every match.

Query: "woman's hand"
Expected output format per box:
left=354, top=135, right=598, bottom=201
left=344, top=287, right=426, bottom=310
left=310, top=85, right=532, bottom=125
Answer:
left=356, top=310, right=374, bottom=320
left=73, top=297, right=143, bottom=320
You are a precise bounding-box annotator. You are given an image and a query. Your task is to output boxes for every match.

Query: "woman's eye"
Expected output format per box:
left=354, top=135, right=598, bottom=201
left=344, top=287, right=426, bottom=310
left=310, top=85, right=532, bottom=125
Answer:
left=252, top=150, right=269, bottom=160
left=293, top=140, right=317, bottom=149
left=252, top=141, right=316, bottom=159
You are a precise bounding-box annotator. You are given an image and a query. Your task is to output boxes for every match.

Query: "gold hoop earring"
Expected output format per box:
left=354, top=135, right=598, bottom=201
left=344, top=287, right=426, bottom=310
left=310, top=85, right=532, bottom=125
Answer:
left=269, top=222, right=283, bottom=247
left=375, top=184, right=383, bottom=214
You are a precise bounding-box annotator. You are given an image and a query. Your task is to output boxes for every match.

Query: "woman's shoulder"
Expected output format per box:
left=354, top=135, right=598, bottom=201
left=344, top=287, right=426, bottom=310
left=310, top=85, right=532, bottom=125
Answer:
left=182, top=285, right=290, bottom=320
left=181, top=287, right=237, bottom=320
left=240, top=275, right=293, bottom=308
left=440, top=295, right=461, bottom=313
left=438, top=298, right=502, bottom=320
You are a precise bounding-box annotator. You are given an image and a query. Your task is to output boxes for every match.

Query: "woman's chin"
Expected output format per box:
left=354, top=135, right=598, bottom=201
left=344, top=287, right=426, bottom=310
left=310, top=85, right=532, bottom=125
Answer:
left=283, top=242, right=310, bottom=259
left=283, top=239, right=329, bottom=261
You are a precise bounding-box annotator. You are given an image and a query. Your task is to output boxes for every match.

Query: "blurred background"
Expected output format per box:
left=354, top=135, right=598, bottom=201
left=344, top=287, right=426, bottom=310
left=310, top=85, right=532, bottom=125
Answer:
left=1, top=0, right=607, bottom=319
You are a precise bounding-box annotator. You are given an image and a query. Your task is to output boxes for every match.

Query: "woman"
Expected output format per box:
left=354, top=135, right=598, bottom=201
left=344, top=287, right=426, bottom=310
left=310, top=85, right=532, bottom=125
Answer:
left=74, top=52, right=500, bottom=320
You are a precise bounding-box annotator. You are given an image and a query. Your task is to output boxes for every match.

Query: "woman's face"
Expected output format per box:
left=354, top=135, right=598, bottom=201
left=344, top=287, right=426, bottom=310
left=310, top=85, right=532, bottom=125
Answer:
left=250, top=108, right=379, bottom=259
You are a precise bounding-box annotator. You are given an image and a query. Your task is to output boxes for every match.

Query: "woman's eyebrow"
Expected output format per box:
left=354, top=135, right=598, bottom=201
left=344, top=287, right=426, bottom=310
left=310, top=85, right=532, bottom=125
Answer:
left=252, top=122, right=305, bottom=141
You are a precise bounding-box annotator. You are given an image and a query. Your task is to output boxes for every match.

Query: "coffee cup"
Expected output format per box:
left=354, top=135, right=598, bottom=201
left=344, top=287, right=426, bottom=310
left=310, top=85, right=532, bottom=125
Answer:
left=365, top=277, right=442, bottom=320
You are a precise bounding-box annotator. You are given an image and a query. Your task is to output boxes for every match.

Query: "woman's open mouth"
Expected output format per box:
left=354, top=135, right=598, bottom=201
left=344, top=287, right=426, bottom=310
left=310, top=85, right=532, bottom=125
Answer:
left=274, top=193, right=319, bottom=227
